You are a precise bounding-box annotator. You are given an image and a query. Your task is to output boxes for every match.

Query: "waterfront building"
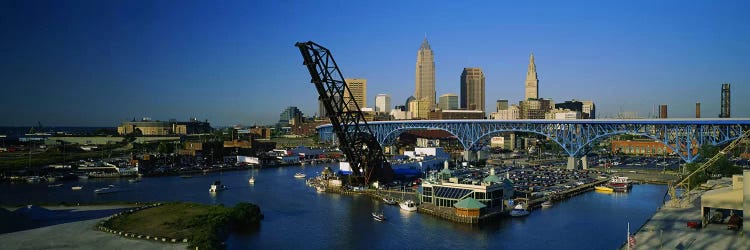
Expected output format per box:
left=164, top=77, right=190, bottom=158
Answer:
left=525, top=53, right=539, bottom=100
left=428, top=109, right=485, bottom=120
left=117, top=118, right=212, bottom=136
left=415, top=37, right=436, bottom=110
left=460, top=68, right=485, bottom=111
left=375, top=94, right=391, bottom=113
left=700, top=172, right=748, bottom=231
left=421, top=167, right=513, bottom=215
left=344, top=78, right=367, bottom=111
left=611, top=139, right=679, bottom=156
left=438, top=93, right=459, bottom=110
left=409, top=98, right=432, bottom=119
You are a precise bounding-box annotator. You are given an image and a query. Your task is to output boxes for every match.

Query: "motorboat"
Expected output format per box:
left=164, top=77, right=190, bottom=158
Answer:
left=382, top=197, right=397, bottom=205
left=510, top=204, right=530, bottom=217
left=609, top=176, right=632, bottom=192
left=128, top=179, right=140, bottom=183
left=94, top=185, right=121, bottom=194
left=541, top=200, right=553, bottom=208
left=248, top=176, right=255, bottom=184
left=71, top=186, right=83, bottom=190
left=372, top=211, right=386, bottom=221
left=47, top=184, right=63, bottom=187
left=399, top=200, right=418, bottom=212
left=209, top=181, right=227, bottom=192
left=595, top=186, right=614, bottom=192
left=294, top=172, right=306, bottom=179
left=316, top=186, right=326, bottom=193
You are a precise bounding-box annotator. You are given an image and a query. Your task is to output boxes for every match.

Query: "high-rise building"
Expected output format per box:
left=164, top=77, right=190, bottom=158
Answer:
left=438, top=93, right=459, bottom=110
left=490, top=105, right=520, bottom=120
left=344, top=78, right=367, bottom=111
left=405, top=96, right=416, bottom=111
left=279, top=106, right=303, bottom=126
left=659, top=105, right=668, bottom=119
left=460, top=68, right=485, bottom=111
left=415, top=38, right=436, bottom=110
left=720, top=83, right=730, bottom=118
left=496, top=100, right=509, bottom=112
left=525, top=53, right=539, bottom=100
left=375, top=94, right=391, bottom=114
left=408, top=98, right=431, bottom=119
left=581, top=100, right=595, bottom=119
left=519, top=99, right=553, bottom=119
left=555, top=100, right=596, bottom=119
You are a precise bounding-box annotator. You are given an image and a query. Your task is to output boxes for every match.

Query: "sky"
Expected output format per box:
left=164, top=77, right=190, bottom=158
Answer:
left=1, top=0, right=749, bottom=127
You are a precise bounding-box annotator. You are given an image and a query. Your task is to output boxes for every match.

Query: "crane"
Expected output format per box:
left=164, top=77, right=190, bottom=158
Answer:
left=295, top=41, right=393, bottom=185
left=666, top=129, right=750, bottom=207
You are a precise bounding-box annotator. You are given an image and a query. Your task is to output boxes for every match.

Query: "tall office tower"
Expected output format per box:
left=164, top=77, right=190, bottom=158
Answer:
left=525, top=53, right=539, bottom=100
left=659, top=105, right=668, bottom=119
left=438, top=93, right=459, bottom=110
left=696, top=102, right=701, bottom=118
left=375, top=94, right=391, bottom=113
left=415, top=37, right=436, bottom=110
left=720, top=83, right=730, bottom=118
left=460, top=68, right=485, bottom=111
left=496, top=100, right=509, bottom=112
left=581, top=100, right=595, bottom=119
left=279, top=106, right=303, bottom=125
left=344, top=78, right=367, bottom=111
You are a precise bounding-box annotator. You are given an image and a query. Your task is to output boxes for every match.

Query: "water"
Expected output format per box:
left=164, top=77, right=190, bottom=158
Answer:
left=0, top=165, right=667, bottom=249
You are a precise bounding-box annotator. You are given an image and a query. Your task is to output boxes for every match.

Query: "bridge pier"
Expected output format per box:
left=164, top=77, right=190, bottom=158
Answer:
left=566, top=155, right=588, bottom=170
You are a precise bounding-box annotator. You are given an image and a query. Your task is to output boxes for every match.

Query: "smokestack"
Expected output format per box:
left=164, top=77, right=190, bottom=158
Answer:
left=659, top=105, right=668, bottom=119
left=695, top=102, right=701, bottom=118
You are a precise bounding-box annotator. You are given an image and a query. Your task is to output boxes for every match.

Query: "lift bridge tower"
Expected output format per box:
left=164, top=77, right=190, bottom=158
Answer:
left=295, top=41, right=393, bottom=185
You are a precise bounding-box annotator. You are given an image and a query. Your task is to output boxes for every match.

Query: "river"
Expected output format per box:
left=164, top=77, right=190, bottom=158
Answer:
left=0, top=164, right=667, bottom=249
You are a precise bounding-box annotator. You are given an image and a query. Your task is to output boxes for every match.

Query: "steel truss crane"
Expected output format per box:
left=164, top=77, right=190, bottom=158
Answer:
left=295, top=41, right=393, bottom=185
left=666, top=129, right=750, bottom=207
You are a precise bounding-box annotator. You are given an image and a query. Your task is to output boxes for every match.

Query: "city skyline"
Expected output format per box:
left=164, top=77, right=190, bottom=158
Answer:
left=1, top=1, right=749, bottom=126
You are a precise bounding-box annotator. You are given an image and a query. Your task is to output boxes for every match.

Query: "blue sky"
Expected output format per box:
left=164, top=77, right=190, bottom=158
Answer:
left=1, top=0, right=748, bottom=126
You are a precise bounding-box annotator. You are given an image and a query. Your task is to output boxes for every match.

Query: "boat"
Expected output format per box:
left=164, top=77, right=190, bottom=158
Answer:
left=509, top=204, right=530, bottom=217
left=316, top=186, right=326, bottom=193
left=94, top=185, right=121, bottom=194
left=209, top=181, right=227, bottom=192
left=77, top=175, right=89, bottom=180
left=294, top=172, right=306, bottom=179
left=595, top=186, right=614, bottom=192
left=71, top=186, right=83, bottom=190
left=382, top=197, right=397, bottom=205
left=47, top=184, right=63, bottom=187
left=609, top=176, right=632, bottom=192
left=541, top=200, right=553, bottom=208
left=372, top=211, right=386, bottom=221
left=399, top=200, right=418, bottom=212
left=180, top=175, right=192, bottom=178
left=128, top=179, right=140, bottom=183
left=248, top=176, right=255, bottom=184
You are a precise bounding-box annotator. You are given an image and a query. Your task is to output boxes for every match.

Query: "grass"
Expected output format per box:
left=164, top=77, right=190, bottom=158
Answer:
left=105, top=202, right=262, bottom=250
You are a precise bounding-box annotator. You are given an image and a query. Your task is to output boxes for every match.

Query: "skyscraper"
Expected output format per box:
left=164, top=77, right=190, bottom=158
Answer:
left=460, top=68, right=485, bottom=111
left=438, top=93, right=459, bottom=110
left=375, top=94, right=391, bottom=113
left=344, top=78, right=367, bottom=111
left=415, top=37, right=436, bottom=110
left=496, top=100, right=509, bottom=112
left=525, top=53, right=539, bottom=100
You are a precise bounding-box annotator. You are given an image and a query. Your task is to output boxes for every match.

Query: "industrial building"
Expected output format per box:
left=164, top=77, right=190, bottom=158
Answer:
left=117, top=118, right=212, bottom=136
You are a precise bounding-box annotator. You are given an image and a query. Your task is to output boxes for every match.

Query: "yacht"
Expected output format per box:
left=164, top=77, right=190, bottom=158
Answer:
left=248, top=176, right=255, bottom=184
left=382, top=197, right=397, bottom=205
left=372, top=211, right=386, bottom=221
left=128, top=179, right=140, bottom=183
left=94, top=185, right=121, bottom=194
left=541, top=200, right=553, bottom=208
left=316, top=186, right=326, bottom=193
left=209, top=181, right=227, bottom=192
left=510, top=204, right=530, bottom=217
left=399, top=200, right=418, bottom=212
left=71, top=186, right=83, bottom=190
left=294, top=172, right=306, bottom=179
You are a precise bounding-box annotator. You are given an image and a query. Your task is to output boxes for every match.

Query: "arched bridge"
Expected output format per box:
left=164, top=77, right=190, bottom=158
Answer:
left=316, top=119, right=750, bottom=163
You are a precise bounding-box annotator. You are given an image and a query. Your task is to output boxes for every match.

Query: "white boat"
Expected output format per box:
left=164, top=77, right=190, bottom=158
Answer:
left=71, top=186, right=83, bottom=190
left=128, top=179, right=140, bottom=183
left=209, top=181, right=227, bottom=192
left=294, top=172, right=306, bottom=179
left=399, top=200, right=418, bottom=212
left=382, top=197, right=397, bottom=205
left=78, top=175, right=89, bottom=180
left=510, top=204, right=530, bottom=217
left=316, top=186, right=326, bottom=193
left=248, top=176, right=255, bottom=184
left=541, top=200, right=553, bottom=208
left=372, top=211, right=386, bottom=221
left=48, top=184, right=63, bottom=187
left=94, top=185, right=121, bottom=194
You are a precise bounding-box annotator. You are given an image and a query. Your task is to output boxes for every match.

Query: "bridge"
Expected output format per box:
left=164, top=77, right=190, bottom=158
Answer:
left=317, top=119, right=750, bottom=168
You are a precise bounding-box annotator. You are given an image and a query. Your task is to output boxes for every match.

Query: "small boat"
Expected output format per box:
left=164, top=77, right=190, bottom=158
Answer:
left=48, top=184, right=63, bottom=187
left=510, top=204, right=530, bottom=217
left=316, top=186, right=326, bottom=193
left=71, top=186, right=83, bottom=190
left=595, top=186, right=614, bottom=192
left=209, top=181, right=227, bottom=192
left=372, top=211, right=386, bottom=221
left=77, top=175, right=89, bottom=180
left=382, top=197, right=397, bottom=205
left=128, top=179, right=140, bottom=183
left=541, top=200, right=553, bottom=208
left=294, top=172, right=306, bottom=179
left=94, top=185, right=121, bottom=194
left=248, top=176, right=255, bottom=184
left=399, top=200, right=418, bottom=212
